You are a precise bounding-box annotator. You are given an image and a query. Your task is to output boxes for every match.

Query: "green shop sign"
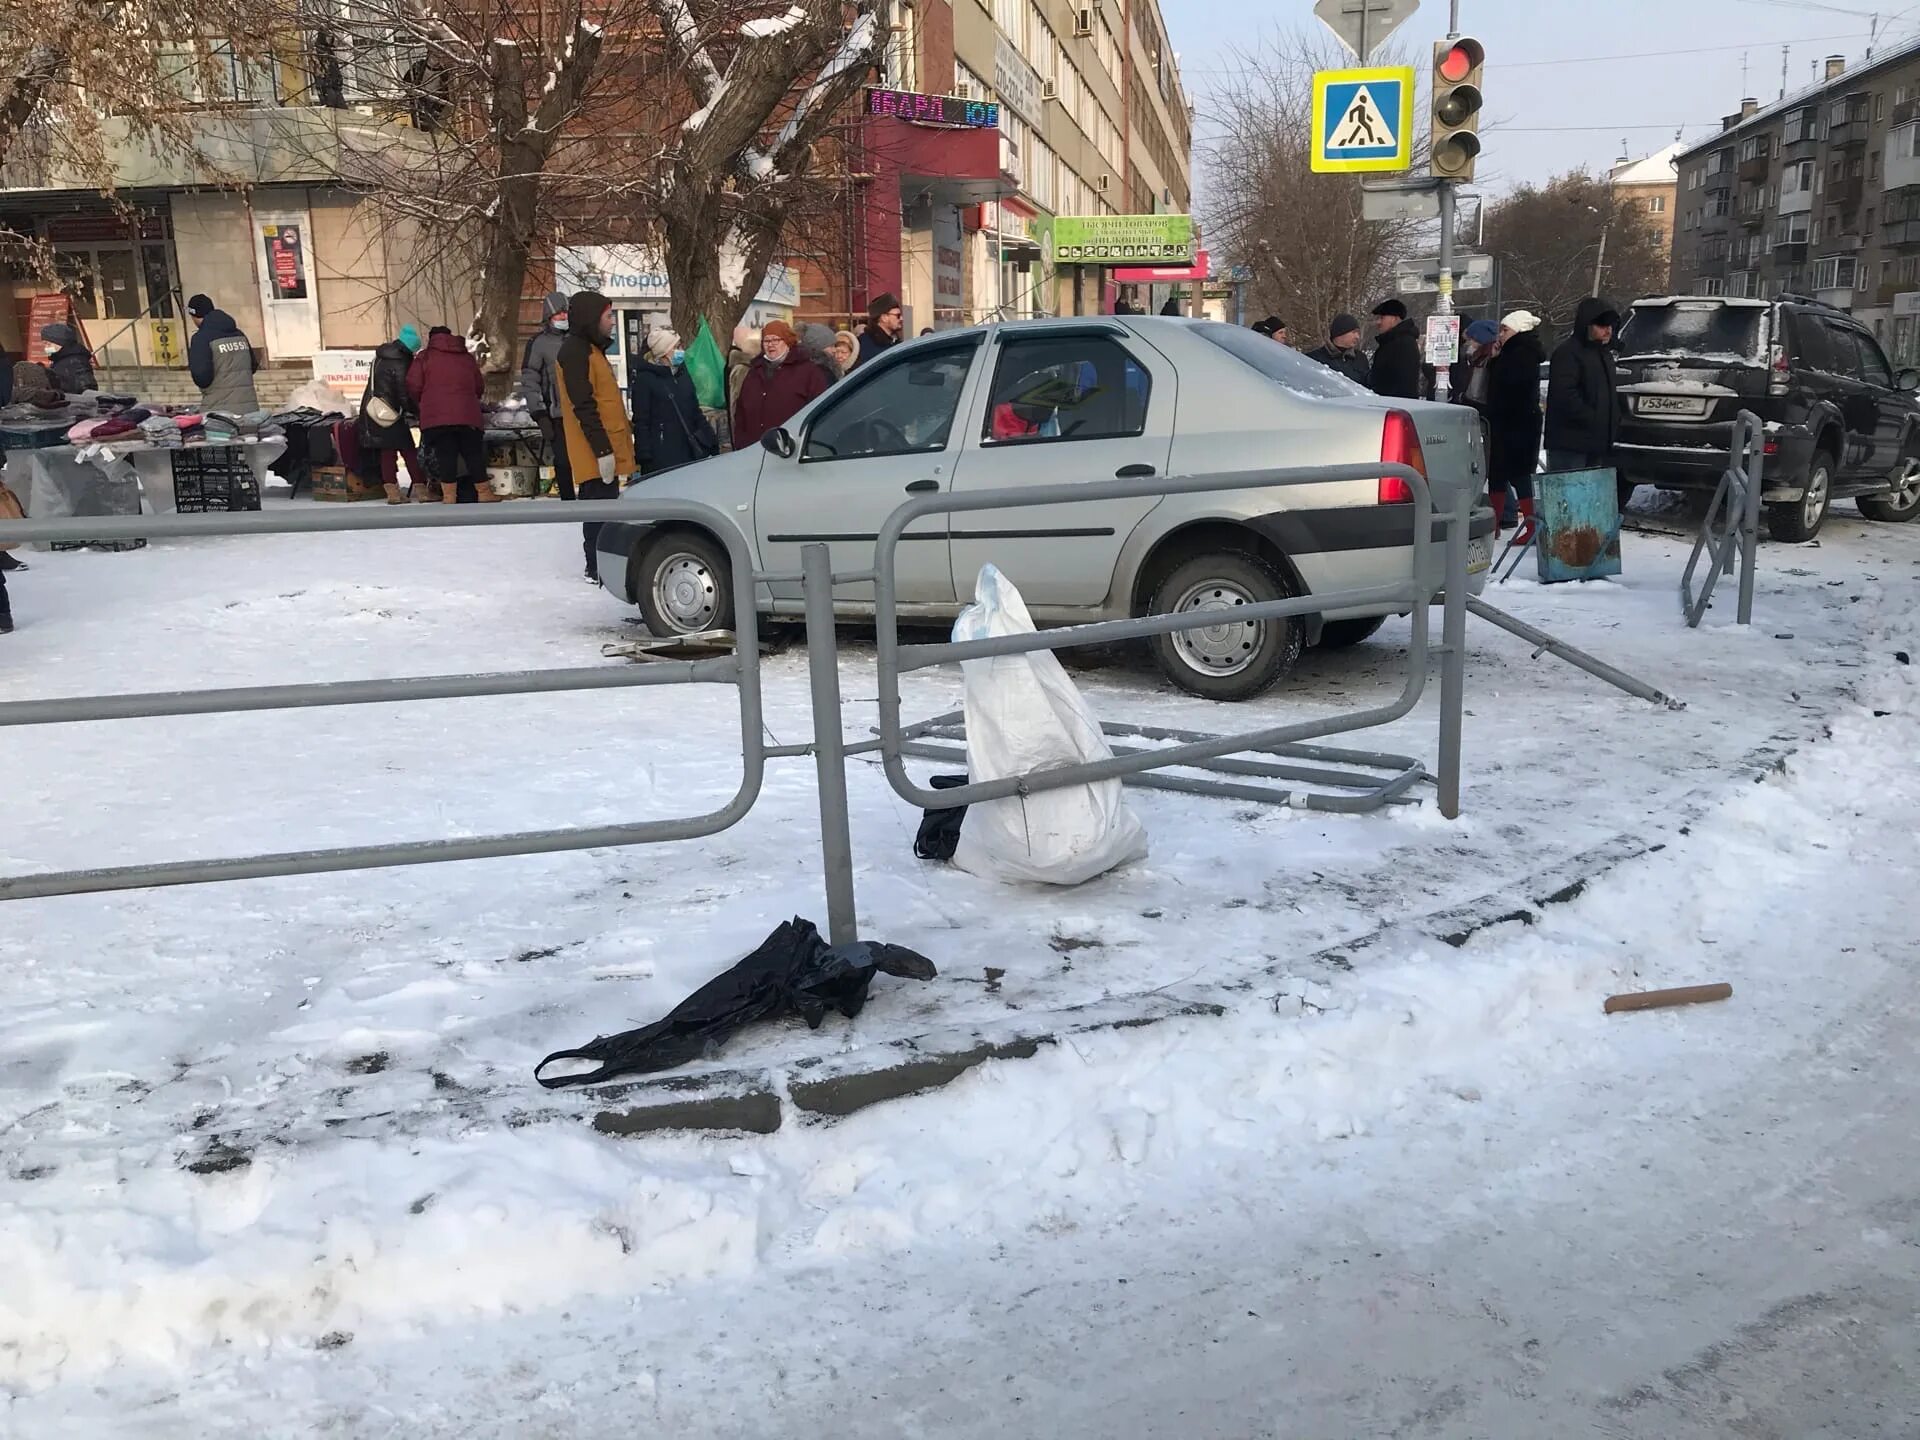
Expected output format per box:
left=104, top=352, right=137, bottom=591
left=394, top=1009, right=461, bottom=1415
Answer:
left=1037, top=214, right=1195, bottom=265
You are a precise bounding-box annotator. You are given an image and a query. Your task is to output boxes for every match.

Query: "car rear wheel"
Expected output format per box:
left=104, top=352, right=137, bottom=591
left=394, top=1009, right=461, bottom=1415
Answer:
left=1766, top=453, right=1834, bottom=542
left=1857, top=452, right=1920, bottom=522
left=1316, top=616, right=1387, bottom=649
left=1147, top=551, right=1305, bottom=702
left=634, top=530, right=733, bottom=636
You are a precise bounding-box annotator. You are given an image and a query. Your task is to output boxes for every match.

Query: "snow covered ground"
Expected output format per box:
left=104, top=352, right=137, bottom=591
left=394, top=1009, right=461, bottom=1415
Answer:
left=2, top=499, right=1917, bottom=1433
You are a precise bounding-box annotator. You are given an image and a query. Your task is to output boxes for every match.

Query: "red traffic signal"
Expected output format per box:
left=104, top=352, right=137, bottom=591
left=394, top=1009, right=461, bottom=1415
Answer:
left=1437, top=40, right=1481, bottom=84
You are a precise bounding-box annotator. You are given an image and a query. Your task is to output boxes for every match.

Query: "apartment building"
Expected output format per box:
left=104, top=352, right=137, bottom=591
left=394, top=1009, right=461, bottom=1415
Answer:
left=0, top=46, right=470, bottom=376
left=1671, top=38, right=1920, bottom=364
left=807, top=0, right=1192, bottom=328
left=1610, top=142, right=1680, bottom=260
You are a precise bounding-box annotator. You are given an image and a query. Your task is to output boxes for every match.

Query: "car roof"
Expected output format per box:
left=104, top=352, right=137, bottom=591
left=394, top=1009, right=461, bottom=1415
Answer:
left=1629, top=295, right=1771, bottom=309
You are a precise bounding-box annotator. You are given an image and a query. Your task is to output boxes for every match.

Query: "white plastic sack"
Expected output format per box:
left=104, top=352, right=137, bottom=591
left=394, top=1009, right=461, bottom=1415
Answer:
left=950, top=565, right=1148, bottom=886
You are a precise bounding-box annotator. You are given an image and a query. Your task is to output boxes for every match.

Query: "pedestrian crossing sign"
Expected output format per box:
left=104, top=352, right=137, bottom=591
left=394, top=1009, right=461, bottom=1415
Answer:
left=1312, top=66, right=1415, bottom=173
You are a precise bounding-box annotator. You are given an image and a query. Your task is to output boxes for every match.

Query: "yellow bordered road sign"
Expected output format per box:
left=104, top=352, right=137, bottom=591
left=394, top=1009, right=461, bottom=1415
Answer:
left=1312, top=66, right=1415, bottom=174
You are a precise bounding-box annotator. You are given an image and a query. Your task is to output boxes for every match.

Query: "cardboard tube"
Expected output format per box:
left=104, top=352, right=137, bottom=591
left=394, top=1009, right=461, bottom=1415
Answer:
left=1604, top=983, right=1733, bottom=1014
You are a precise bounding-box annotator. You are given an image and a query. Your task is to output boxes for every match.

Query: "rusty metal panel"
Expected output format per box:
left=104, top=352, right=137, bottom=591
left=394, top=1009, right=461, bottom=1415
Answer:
left=1535, top=468, right=1624, bottom=583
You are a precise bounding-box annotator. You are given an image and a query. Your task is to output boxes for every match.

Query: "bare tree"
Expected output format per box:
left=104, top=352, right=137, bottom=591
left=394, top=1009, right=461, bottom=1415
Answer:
left=1484, top=171, right=1668, bottom=335
left=334, top=0, right=882, bottom=380
left=1, top=6, right=285, bottom=269
left=644, top=0, right=883, bottom=344
left=1197, top=31, right=1423, bottom=345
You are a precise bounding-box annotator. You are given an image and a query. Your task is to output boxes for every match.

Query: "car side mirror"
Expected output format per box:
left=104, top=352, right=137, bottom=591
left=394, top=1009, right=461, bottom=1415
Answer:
left=761, top=426, right=796, bottom=458
left=1897, top=368, right=1920, bottom=392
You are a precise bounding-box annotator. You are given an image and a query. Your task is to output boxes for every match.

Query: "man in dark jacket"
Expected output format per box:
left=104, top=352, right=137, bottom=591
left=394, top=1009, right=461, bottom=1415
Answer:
left=1306, top=314, right=1371, bottom=388
left=1251, top=315, right=1289, bottom=346
left=517, top=291, right=573, bottom=499
left=856, top=293, right=903, bottom=367
left=358, top=324, right=425, bottom=503
left=734, top=321, right=829, bottom=450
left=406, top=327, right=490, bottom=504
left=1369, top=298, right=1423, bottom=399
left=629, top=328, right=718, bottom=476
left=41, top=324, right=96, bottom=394
left=1485, top=309, right=1547, bottom=534
left=185, top=295, right=259, bottom=413
left=1544, top=296, right=1620, bottom=472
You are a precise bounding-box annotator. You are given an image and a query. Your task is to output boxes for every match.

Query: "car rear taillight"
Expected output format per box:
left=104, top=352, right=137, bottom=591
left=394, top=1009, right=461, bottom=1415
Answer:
left=1768, top=342, right=1790, bottom=396
left=1763, top=438, right=1779, bottom=456
left=1379, top=410, right=1426, bottom=503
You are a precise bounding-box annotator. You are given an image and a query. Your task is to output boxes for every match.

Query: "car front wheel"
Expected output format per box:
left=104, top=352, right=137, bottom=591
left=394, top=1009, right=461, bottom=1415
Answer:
left=1147, top=551, right=1305, bottom=701
left=634, top=530, right=733, bottom=636
left=1766, top=453, right=1834, bottom=542
left=1857, top=452, right=1920, bottom=522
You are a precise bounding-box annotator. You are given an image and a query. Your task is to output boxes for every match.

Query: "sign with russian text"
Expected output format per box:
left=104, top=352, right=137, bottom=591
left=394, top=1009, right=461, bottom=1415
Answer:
left=866, top=88, right=999, bottom=128
left=1040, top=214, right=1195, bottom=265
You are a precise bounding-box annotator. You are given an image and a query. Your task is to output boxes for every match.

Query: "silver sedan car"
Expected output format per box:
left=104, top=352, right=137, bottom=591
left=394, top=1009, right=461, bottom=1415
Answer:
left=596, top=316, right=1493, bottom=701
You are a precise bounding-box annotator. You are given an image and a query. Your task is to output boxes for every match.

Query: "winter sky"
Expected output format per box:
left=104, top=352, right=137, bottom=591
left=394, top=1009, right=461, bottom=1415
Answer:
left=1166, top=0, right=1917, bottom=192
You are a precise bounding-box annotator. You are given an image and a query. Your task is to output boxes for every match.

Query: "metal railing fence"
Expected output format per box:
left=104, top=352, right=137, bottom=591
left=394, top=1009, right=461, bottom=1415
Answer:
left=1682, top=409, right=1765, bottom=628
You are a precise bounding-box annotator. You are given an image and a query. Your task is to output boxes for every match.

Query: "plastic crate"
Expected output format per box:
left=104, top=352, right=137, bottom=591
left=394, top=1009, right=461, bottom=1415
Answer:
left=0, top=422, right=74, bottom=452
left=171, top=447, right=262, bottom=513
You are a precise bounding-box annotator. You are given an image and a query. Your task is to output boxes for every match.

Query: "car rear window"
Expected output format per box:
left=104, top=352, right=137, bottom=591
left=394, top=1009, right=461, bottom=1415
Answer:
left=1617, top=303, right=1767, bottom=363
left=1191, top=321, right=1372, bottom=400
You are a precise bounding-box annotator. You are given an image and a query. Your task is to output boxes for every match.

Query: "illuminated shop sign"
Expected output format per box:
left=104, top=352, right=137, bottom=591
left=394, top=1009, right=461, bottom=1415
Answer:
left=866, top=88, right=1000, bottom=128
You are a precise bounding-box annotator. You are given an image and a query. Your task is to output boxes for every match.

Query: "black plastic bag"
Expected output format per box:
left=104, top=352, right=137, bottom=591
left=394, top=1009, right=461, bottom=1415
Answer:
left=913, top=774, right=970, bottom=862
left=534, top=917, right=937, bottom=1088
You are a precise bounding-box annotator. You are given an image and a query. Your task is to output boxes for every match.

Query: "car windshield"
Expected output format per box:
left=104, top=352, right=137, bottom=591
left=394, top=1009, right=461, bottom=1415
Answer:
left=1617, top=303, right=1768, bottom=363
left=1190, top=321, right=1373, bottom=400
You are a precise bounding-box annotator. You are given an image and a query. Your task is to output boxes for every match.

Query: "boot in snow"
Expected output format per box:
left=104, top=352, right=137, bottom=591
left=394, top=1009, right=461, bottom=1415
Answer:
left=383, top=482, right=406, bottom=504
left=1514, top=496, right=1537, bottom=545
left=1488, top=488, right=1508, bottom=535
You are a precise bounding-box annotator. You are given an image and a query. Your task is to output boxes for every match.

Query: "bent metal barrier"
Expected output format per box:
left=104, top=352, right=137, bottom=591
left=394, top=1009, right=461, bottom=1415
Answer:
left=0, top=500, right=765, bottom=902
left=1681, top=409, right=1765, bottom=628
left=865, top=463, right=1476, bottom=822
left=0, top=465, right=1478, bottom=945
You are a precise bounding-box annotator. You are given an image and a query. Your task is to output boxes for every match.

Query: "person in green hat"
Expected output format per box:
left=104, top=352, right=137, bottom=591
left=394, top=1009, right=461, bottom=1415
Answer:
left=360, top=324, right=430, bottom=502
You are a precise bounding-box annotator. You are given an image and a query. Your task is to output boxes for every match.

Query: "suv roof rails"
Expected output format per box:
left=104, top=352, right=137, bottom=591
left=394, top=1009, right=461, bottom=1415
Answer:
left=1775, top=291, right=1843, bottom=311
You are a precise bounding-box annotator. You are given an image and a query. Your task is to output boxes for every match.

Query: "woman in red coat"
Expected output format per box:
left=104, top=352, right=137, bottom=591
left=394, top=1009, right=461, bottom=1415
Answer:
left=732, top=321, right=829, bottom=451
left=406, top=326, right=493, bottom=503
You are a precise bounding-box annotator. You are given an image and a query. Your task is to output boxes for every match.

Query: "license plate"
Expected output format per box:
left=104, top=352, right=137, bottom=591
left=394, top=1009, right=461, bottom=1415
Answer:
left=1637, top=394, right=1709, bottom=416
left=1467, top=536, right=1492, bottom=575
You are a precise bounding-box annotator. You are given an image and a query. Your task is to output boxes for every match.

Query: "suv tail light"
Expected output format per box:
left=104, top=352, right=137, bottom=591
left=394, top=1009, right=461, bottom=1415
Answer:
left=1768, top=341, right=1790, bottom=396
left=1379, top=410, right=1426, bottom=503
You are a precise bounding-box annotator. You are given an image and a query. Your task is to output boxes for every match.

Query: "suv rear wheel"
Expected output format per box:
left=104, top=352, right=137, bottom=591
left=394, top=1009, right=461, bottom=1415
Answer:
left=1766, top=451, right=1834, bottom=542
left=1147, top=551, right=1305, bottom=702
left=1858, top=451, right=1920, bottom=523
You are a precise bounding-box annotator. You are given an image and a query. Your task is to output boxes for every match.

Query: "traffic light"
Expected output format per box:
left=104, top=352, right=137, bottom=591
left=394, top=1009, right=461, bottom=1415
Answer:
left=1430, top=37, right=1485, bottom=182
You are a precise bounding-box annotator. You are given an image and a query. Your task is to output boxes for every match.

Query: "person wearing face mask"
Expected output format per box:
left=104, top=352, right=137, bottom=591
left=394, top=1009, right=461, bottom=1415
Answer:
left=732, top=320, right=829, bottom=450
left=517, top=291, right=574, bottom=499
left=628, top=328, right=718, bottom=477
left=555, top=291, right=636, bottom=583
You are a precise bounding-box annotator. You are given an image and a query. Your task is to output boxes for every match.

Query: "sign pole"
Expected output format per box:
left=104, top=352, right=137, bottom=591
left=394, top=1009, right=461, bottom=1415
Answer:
left=1432, top=1, right=1460, bottom=402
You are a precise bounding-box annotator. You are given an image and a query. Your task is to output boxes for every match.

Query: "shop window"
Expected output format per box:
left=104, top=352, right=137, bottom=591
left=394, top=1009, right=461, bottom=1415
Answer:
left=801, top=338, right=981, bottom=461
left=982, top=334, right=1149, bottom=445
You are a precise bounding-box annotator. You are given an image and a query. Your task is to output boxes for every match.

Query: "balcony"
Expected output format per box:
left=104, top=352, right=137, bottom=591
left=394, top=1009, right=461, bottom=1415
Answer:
left=1784, top=122, right=1822, bottom=150
left=1897, top=98, right=1919, bottom=126
left=1886, top=218, right=1920, bottom=246
left=1738, top=206, right=1767, bottom=229
left=1738, top=152, right=1771, bottom=182
left=1829, top=231, right=1866, bottom=252
left=1774, top=239, right=1810, bottom=262
left=1828, top=176, right=1865, bottom=210
left=1700, top=208, right=1731, bottom=231
left=1703, top=166, right=1735, bottom=193
left=1817, top=287, right=1857, bottom=308
left=1828, top=100, right=1869, bottom=147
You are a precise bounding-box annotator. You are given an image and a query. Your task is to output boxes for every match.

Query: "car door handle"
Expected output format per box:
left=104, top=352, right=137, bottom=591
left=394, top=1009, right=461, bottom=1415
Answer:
left=905, top=479, right=939, bottom=493
left=1115, top=463, right=1156, bottom=478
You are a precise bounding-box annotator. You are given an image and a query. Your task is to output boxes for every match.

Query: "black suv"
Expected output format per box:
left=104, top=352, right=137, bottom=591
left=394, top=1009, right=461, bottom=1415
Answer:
left=1613, top=294, right=1920, bottom=540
